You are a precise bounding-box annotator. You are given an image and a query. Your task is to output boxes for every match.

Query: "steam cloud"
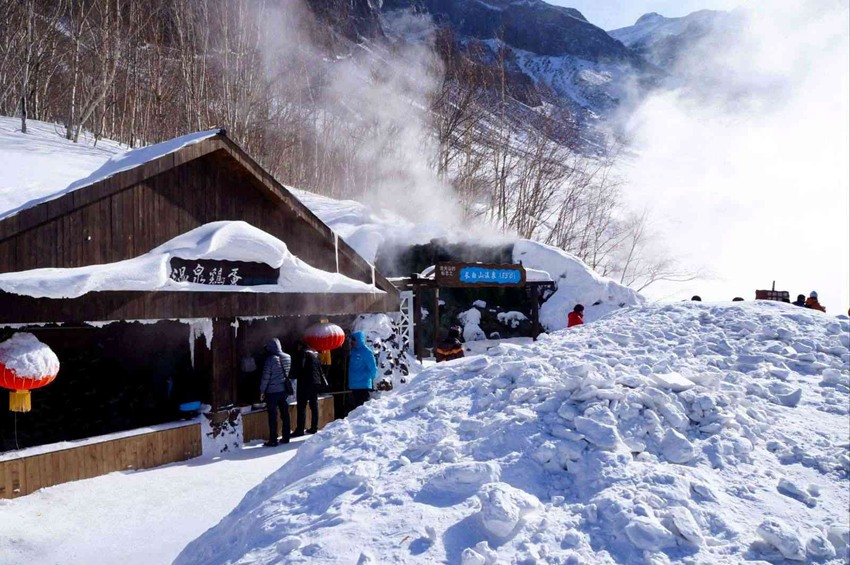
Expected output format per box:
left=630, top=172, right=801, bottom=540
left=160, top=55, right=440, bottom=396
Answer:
left=620, top=0, right=849, bottom=309
left=258, top=2, right=492, bottom=250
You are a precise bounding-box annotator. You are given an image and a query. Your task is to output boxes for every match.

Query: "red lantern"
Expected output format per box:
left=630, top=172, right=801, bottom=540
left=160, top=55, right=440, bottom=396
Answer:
left=303, top=320, right=345, bottom=365
left=0, top=333, right=60, bottom=412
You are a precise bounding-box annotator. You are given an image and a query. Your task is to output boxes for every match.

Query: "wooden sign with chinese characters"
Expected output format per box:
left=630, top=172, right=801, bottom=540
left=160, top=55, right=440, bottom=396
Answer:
left=435, top=262, right=526, bottom=288
left=169, top=258, right=279, bottom=287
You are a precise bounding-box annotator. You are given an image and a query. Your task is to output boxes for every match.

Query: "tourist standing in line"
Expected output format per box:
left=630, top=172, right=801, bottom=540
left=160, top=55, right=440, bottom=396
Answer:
left=292, top=341, right=322, bottom=436
left=348, top=331, right=377, bottom=410
left=260, top=338, right=292, bottom=446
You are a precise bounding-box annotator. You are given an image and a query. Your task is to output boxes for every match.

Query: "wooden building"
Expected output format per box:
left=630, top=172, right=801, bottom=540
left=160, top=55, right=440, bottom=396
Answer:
left=0, top=129, right=399, bottom=464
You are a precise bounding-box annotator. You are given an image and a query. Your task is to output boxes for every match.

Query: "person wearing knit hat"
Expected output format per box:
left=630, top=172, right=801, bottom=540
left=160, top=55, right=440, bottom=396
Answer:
left=805, top=291, right=826, bottom=312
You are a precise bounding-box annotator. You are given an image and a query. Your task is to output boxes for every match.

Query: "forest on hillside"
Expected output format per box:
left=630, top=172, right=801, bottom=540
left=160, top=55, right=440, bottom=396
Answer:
left=1, top=0, right=689, bottom=290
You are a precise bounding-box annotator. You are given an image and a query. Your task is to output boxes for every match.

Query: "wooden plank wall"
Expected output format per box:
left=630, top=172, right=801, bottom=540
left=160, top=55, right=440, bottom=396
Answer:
left=242, top=396, right=335, bottom=442
left=0, top=423, right=201, bottom=499
left=0, top=291, right=395, bottom=325
left=0, top=149, right=381, bottom=290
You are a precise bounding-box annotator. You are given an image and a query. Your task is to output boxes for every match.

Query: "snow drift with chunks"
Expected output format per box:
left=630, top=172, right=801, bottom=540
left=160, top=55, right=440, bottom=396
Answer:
left=175, top=301, right=849, bottom=564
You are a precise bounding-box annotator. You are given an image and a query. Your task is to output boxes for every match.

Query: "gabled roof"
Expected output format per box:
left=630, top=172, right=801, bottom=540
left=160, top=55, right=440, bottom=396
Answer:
left=0, top=122, right=396, bottom=297
left=0, top=118, right=219, bottom=222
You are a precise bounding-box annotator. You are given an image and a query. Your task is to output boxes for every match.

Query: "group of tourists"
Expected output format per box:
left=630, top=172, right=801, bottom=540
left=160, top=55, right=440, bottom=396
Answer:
left=259, top=331, right=377, bottom=447
left=792, top=291, right=827, bottom=312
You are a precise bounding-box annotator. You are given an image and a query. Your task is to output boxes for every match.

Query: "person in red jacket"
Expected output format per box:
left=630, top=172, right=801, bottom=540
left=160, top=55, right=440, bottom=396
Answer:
left=805, top=291, right=826, bottom=312
left=568, top=304, right=584, bottom=328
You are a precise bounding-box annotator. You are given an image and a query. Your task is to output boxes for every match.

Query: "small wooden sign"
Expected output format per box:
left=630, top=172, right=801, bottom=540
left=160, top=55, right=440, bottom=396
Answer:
left=755, top=289, right=790, bottom=303
left=169, top=258, right=279, bottom=287
left=435, top=262, right=526, bottom=288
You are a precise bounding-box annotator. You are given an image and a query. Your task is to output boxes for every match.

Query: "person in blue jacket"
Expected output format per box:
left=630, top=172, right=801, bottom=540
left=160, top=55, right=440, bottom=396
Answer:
left=348, top=331, right=377, bottom=410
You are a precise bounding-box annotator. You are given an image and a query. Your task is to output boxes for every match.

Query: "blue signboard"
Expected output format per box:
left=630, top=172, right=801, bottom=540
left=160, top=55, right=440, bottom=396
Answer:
left=436, top=262, right=526, bottom=288
left=459, top=266, right=523, bottom=285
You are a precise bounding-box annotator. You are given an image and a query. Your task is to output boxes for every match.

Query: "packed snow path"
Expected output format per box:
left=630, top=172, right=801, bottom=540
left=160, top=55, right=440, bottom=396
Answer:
left=176, top=302, right=850, bottom=564
left=0, top=439, right=305, bottom=565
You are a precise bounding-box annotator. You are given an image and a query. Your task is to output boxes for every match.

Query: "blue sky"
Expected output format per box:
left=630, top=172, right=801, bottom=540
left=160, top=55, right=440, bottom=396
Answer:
left=549, top=0, right=741, bottom=30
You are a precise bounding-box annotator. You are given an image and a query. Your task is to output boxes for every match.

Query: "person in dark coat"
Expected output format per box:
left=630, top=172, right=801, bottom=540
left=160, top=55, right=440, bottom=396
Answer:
left=292, top=341, right=323, bottom=436
left=568, top=304, right=584, bottom=328
left=260, top=338, right=292, bottom=446
left=792, top=294, right=807, bottom=307
left=435, top=326, right=465, bottom=363
left=348, top=331, right=377, bottom=410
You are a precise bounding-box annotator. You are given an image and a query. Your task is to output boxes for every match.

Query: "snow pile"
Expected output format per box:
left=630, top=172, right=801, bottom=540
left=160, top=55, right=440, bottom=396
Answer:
left=175, top=302, right=849, bottom=564
left=514, top=239, right=644, bottom=330
left=0, top=221, right=380, bottom=298
left=0, top=332, right=60, bottom=378
left=458, top=307, right=487, bottom=342
left=0, top=116, right=217, bottom=221
left=497, top=311, right=527, bottom=329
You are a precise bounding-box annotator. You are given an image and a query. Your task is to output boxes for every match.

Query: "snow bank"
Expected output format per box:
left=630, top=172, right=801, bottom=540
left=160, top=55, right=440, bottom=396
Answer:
left=0, top=116, right=217, bottom=221
left=514, top=239, right=644, bottom=330
left=0, top=333, right=59, bottom=378
left=175, top=302, right=849, bottom=564
left=0, top=221, right=381, bottom=299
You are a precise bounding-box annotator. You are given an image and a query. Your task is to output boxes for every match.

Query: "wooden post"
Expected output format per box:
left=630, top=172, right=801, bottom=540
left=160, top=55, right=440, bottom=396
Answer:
left=432, top=287, right=441, bottom=354
left=530, top=285, right=541, bottom=340
left=209, top=318, right=238, bottom=410
left=412, top=278, right=424, bottom=362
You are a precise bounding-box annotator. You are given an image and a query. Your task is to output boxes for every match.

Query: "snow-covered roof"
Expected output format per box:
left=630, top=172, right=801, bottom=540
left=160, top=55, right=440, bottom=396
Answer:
left=0, top=221, right=381, bottom=299
left=0, top=116, right=219, bottom=221
left=513, top=239, right=644, bottom=329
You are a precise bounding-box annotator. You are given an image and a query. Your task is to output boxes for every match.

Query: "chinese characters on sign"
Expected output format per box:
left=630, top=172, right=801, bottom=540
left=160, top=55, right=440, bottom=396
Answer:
left=168, top=258, right=278, bottom=287
left=435, top=262, right=526, bottom=288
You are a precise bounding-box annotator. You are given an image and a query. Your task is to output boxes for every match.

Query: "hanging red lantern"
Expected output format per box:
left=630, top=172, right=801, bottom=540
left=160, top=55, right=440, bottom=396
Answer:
left=0, top=333, right=60, bottom=413
left=303, top=319, right=345, bottom=365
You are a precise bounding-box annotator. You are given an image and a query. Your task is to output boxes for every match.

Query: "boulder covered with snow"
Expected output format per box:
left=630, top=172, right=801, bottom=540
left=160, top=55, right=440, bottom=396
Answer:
left=175, top=302, right=850, bottom=564
left=513, top=239, right=644, bottom=331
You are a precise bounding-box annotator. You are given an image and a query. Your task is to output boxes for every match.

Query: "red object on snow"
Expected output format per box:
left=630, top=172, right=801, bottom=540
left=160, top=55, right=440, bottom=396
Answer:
left=303, top=320, right=346, bottom=352
left=567, top=312, right=584, bottom=328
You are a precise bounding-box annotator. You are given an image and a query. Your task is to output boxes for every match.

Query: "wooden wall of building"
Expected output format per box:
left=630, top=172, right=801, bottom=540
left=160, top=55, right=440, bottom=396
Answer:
left=0, top=148, right=376, bottom=288
left=0, top=423, right=201, bottom=499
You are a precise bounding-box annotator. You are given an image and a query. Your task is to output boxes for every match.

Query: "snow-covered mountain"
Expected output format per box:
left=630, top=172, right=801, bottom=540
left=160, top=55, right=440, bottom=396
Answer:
left=609, top=10, right=740, bottom=71
left=175, top=301, right=850, bottom=564
left=380, top=0, right=660, bottom=129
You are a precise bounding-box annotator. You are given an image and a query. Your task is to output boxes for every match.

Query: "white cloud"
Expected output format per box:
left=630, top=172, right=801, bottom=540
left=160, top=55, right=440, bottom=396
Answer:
left=620, top=0, right=849, bottom=310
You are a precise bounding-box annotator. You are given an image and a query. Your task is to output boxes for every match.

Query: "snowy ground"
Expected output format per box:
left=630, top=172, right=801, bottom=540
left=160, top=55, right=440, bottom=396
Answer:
left=175, top=302, right=850, bottom=564
left=0, top=438, right=308, bottom=565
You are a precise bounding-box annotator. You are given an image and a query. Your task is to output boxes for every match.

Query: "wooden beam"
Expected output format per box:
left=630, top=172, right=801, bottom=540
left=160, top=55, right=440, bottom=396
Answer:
left=530, top=285, right=541, bottom=340
left=432, top=288, right=441, bottom=354
left=0, top=290, right=398, bottom=325
left=413, top=284, right=423, bottom=361
left=210, top=318, right=237, bottom=409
